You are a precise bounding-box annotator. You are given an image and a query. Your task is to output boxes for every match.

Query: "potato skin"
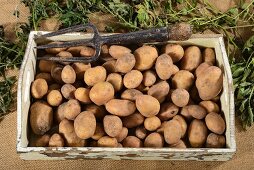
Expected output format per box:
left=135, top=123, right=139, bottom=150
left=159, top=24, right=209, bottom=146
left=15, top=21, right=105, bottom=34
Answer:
left=171, top=89, right=189, bottom=107
left=45, top=42, right=67, bottom=54
left=102, top=60, right=116, bottom=73
left=29, top=134, right=50, bottom=147
left=136, top=95, right=160, bottom=117
left=147, top=81, right=170, bottom=103
left=123, top=136, right=143, bottom=148
left=188, top=119, right=208, bottom=147
left=31, top=78, right=48, bottom=99
left=180, top=46, right=202, bottom=71
left=158, top=103, right=179, bottom=121
left=72, top=62, right=91, bottom=80
left=115, top=127, right=128, bottom=142
left=162, top=44, right=184, bottom=63
left=92, top=123, right=106, bottom=140
left=122, top=112, right=144, bottom=128
left=199, top=100, right=220, bottom=113
left=142, top=70, right=156, bottom=87
left=121, top=89, right=143, bottom=101
left=74, top=87, right=91, bottom=104
left=205, top=112, right=225, bottom=134
left=173, top=115, right=187, bottom=138
left=115, top=53, right=136, bottom=73
left=51, top=64, right=64, bottom=84
left=84, top=66, right=107, bottom=86
left=35, top=72, right=53, bottom=84
left=144, top=116, right=161, bottom=131
left=106, top=73, right=123, bottom=92
left=85, top=104, right=106, bottom=120
left=109, top=45, right=131, bottom=59
left=185, top=105, right=207, bottom=120
left=49, top=133, right=64, bottom=147
left=195, top=62, right=211, bottom=77
left=55, top=102, right=66, bottom=123
left=203, top=48, right=216, bottom=65
left=103, top=115, right=123, bottom=137
left=61, top=84, right=76, bottom=99
left=135, top=126, right=148, bottom=139
left=67, top=46, right=86, bottom=56
left=206, top=133, right=225, bottom=148
left=97, top=136, right=118, bottom=147
left=164, top=120, right=182, bottom=145
left=39, top=59, right=56, bottom=73
left=172, top=70, right=194, bottom=90
left=80, top=46, right=95, bottom=57
left=180, top=106, right=193, bottom=121
left=170, top=140, right=187, bottom=148
left=155, top=53, right=174, bottom=80
left=63, top=99, right=81, bottom=120
left=30, top=101, right=53, bottom=135
left=106, top=99, right=136, bottom=117
left=61, top=65, right=76, bottom=84
left=56, top=51, right=73, bottom=65
left=123, top=70, right=143, bottom=89
left=144, top=132, right=164, bottom=148
left=47, top=90, right=62, bottom=106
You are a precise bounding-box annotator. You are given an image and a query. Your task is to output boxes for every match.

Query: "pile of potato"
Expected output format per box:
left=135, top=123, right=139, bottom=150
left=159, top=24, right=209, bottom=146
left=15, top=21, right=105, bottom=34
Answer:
left=29, top=43, right=226, bottom=148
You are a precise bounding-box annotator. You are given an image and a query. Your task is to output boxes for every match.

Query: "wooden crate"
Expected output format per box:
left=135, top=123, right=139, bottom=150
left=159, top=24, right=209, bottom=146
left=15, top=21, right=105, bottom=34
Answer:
left=17, top=32, right=236, bottom=161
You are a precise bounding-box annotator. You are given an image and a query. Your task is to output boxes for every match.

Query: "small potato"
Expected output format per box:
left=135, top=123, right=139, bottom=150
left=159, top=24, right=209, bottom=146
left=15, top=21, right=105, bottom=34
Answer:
left=106, top=73, right=123, bottom=92
left=115, top=53, right=136, bottom=73
left=74, top=111, right=96, bottom=139
left=195, top=62, right=211, bottom=77
left=123, top=136, right=143, bottom=148
left=31, top=78, right=48, bottom=99
left=45, top=42, right=67, bottom=54
left=29, top=134, right=50, bottom=147
left=162, top=44, right=184, bottom=63
left=184, top=105, right=207, bottom=119
left=80, top=46, right=95, bottom=57
left=134, top=45, right=158, bottom=71
left=92, top=123, right=106, bottom=140
left=173, top=115, right=187, bottom=138
left=72, top=62, right=91, bottom=80
left=30, top=101, right=53, bottom=135
left=61, top=65, right=76, bottom=84
left=84, top=66, right=107, bottom=86
left=115, top=127, right=128, bottom=142
left=61, top=84, right=76, bottom=99
left=55, top=102, right=66, bottom=123
left=155, top=54, right=174, bottom=80
left=89, top=82, right=114, bottom=106
left=171, top=65, right=179, bottom=75
left=136, top=95, right=160, bottom=117
left=103, top=115, right=123, bottom=137
left=206, top=133, right=226, bottom=148
left=180, top=106, right=193, bottom=121
left=205, top=112, right=225, bottom=134
left=74, top=87, right=91, bottom=104
left=148, top=81, right=170, bottom=103
left=144, top=116, right=161, bottom=131
left=123, top=70, right=143, bottom=89
left=39, top=58, right=56, bottom=73
left=109, top=45, right=131, bottom=59
left=144, top=132, right=164, bottom=148
left=180, top=46, right=202, bottom=71
left=164, top=120, right=182, bottom=145
left=135, top=126, right=147, bottom=139
left=142, top=70, right=156, bottom=87
left=170, top=140, right=187, bottom=148
left=49, top=133, right=64, bottom=147
left=199, top=101, right=220, bottom=113
left=158, top=103, right=179, bottom=121
left=101, top=44, right=111, bottom=59
left=172, top=70, right=194, bottom=90
left=156, top=121, right=168, bottom=134
left=188, top=119, right=208, bottom=147
left=171, top=89, right=189, bottom=107
left=121, top=89, right=143, bottom=101
left=51, top=64, right=64, bottom=84
left=102, top=60, right=116, bottom=73
left=64, top=99, right=81, bottom=120
left=85, top=104, right=106, bottom=120
left=203, top=48, right=216, bottom=65
left=97, top=136, right=118, bottom=147
left=56, top=51, right=73, bottom=65
left=122, top=112, right=144, bottom=128
left=105, top=99, right=136, bottom=117
left=117, top=143, right=123, bottom=147
left=35, top=72, right=53, bottom=84
left=47, top=90, right=62, bottom=106
left=67, top=46, right=86, bottom=56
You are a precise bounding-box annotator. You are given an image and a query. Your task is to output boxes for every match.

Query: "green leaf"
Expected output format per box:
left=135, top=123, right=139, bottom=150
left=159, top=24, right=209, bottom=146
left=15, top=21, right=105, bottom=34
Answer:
left=232, top=67, right=245, bottom=78
left=239, top=99, right=248, bottom=112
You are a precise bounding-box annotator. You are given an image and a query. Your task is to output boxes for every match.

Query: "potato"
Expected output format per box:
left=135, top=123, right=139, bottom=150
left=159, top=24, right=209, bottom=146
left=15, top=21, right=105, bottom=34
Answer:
left=171, top=89, right=189, bottom=107
left=135, top=126, right=147, bottom=139
left=158, top=103, right=179, bottom=121
left=61, top=83, right=76, bottom=99
left=164, top=120, right=182, bottom=145
left=122, top=112, right=144, bottom=128
left=30, top=101, right=53, bottom=135
left=115, top=53, right=136, bottom=73
left=144, top=132, right=164, bottom=148
left=56, top=51, right=73, bottom=65
left=205, top=112, right=225, bottom=134
left=206, top=133, right=226, bottom=148
left=89, top=82, right=114, bottom=106
left=102, top=60, right=116, bottom=73
left=84, top=66, right=107, bottom=86
left=156, top=121, right=168, bottom=134
left=64, top=99, right=81, bottom=120
left=161, top=44, right=184, bottom=63
left=49, top=133, right=64, bottom=147
left=171, top=65, right=180, bottom=75
left=97, top=136, right=118, bottom=147
left=172, top=70, right=194, bottom=90
left=136, top=83, right=149, bottom=92
left=35, top=72, right=53, bottom=84
left=29, top=134, right=50, bottom=147
left=59, top=119, right=86, bottom=147
left=51, top=64, right=64, bottom=84
left=155, top=54, right=175, bottom=80
left=85, top=104, right=106, bottom=120
left=109, top=45, right=131, bottom=59
left=117, top=143, right=123, bottom=147
left=147, top=81, right=170, bottom=103
left=188, top=119, right=208, bottom=147
left=61, top=65, right=76, bottom=84
left=189, top=85, right=202, bottom=103
left=203, top=48, right=216, bottom=65
left=72, top=62, right=91, bottom=80
left=170, top=140, right=186, bottom=148
left=80, top=46, right=95, bottom=57
left=121, top=89, right=143, bottom=101
left=180, top=46, right=202, bottom=71
left=180, top=106, right=193, bottom=121
left=195, top=62, right=211, bottom=77
left=74, top=111, right=96, bottom=139
left=185, top=105, right=207, bottom=119
left=47, top=90, right=62, bottom=106
left=123, top=70, right=143, bottom=89
left=142, top=70, right=156, bottom=87
left=123, top=136, right=143, bottom=148
left=55, top=102, right=66, bottom=123
left=48, top=83, right=61, bottom=93
left=196, top=66, right=223, bottom=100
left=199, top=101, right=220, bottom=113
left=101, top=44, right=111, bottom=59
left=38, top=59, right=56, bottom=73
left=106, top=73, right=123, bottom=92
left=136, top=95, right=160, bottom=117
left=74, top=87, right=91, bottom=104
left=39, top=17, right=61, bottom=31
left=105, top=99, right=136, bottom=117
left=173, top=115, right=187, bottom=138
left=144, top=116, right=161, bottom=131
left=103, top=115, right=123, bottom=137
left=115, top=127, right=128, bottom=142
left=45, top=42, right=67, bottom=54
left=31, top=78, right=48, bottom=99
left=67, top=46, right=86, bottom=56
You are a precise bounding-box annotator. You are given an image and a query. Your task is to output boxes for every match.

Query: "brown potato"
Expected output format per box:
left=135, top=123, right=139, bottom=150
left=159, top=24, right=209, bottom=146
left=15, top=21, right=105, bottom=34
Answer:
left=101, top=44, right=111, bottom=59
left=30, top=101, right=53, bottom=135
left=74, top=87, right=91, bottom=104
left=45, top=42, right=67, bottom=54
left=136, top=83, right=149, bottom=92
left=64, top=99, right=81, bottom=120
left=31, top=78, right=48, bottom=99
left=173, top=115, right=187, bottom=138
left=203, top=48, right=216, bottom=65
left=55, top=102, right=66, bottom=123
left=49, top=133, right=64, bottom=147
left=97, top=136, right=118, bottom=147
left=56, top=51, right=73, bottom=65
left=189, top=85, right=202, bottom=103
left=105, top=99, right=136, bottom=117
left=195, top=62, right=211, bottom=77
left=48, top=84, right=61, bottom=93
left=51, top=64, right=64, bottom=84
left=144, top=116, right=161, bottom=131
left=196, top=66, right=223, bottom=100
left=80, top=46, right=95, bottom=57
left=61, top=84, right=76, bottom=99
left=115, top=127, right=128, bottom=142
left=115, top=53, right=136, bottom=73
left=171, top=65, right=180, bottom=75
left=74, top=111, right=96, bottom=139
left=67, top=46, right=86, bottom=56
left=155, top=53, right=174, bottom=80
left=188, top=119, right=208, bottom=147
left=164, top=120, right=182, bottom=145
left=117, top=143, right=123, bottom=147
left=29, top=134, right=50, bottom=147
left=61, top=65, right=76, bottom=84
left=171, top=89, right=189, bottom=107
left=121, top=89, right=143, bottom=101
left=142, top=70, right=156, bottom=87
left=136, top=95, right=160, bottom=117
left=206, top=133, right=226, bottom=148
left=205, top=112, right=225, bottom=134
left=47, top=90, right=62, bottom=106
left=170, top=140, right=187, bottom=148
left=123, top=136, right=143, bottom=148
left=103, top=115, right=123, bottom=137
left=84, top=66, right=107, bottom=86
left=180, top=106, right=193, bottom=121
left=199, top=100, right=220, bottom=113
left=35, top=72, right=53, bottom=84
left=109, top=45, right=131, bottom=59
left=123, top=70, right=143, bottom=89
left=122, top=112, right=144, bottom=128
left=148, top=81, right=170, bottom=103
left=85, top=104, right=106, bottom=120
left=135, top=126, right=147, bottom=139
left=180, top=46, right=202, bottom=71
left=89, top=82, right=114, bottom=106
left=72, top=62, right=91, bottom=80
left=158, top=103, right=179, bottom=121
left=156, top=121, right=168, bottom=134
left=39, top=58, right=56, bottom=73
left=106, top=73, right=123, bottom=92
left=102, top=60, right=116, bottom=73
left=162, top=44, right=184, bottom=63
left=185, top=105, right=207, bottom=119
left=172, top=70, right=194, bottom=90
left=144, top=132, right=164, bottom=148
left=134, top=45, right=158, bottom=71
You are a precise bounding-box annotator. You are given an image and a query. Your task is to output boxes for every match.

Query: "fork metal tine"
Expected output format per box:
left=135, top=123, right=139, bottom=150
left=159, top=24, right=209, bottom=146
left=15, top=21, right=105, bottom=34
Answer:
left=36, top=39, right=94, bottom=49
